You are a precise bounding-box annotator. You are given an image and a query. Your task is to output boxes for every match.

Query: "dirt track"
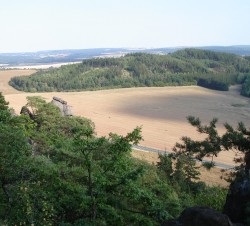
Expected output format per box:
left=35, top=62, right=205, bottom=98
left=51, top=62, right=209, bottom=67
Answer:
left=2, top=69, right=250, bottom=167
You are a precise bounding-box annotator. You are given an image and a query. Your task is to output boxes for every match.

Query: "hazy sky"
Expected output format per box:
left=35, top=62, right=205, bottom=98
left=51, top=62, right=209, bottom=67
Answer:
left=1, top=0, right=250, bottom=53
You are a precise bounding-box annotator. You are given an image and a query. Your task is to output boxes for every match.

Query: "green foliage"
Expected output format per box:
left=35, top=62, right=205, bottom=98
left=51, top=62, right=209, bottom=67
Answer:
left=171, top=116, right=250, bottom=223
left=0, top=95, right=184, bottom=225
left=157, top=152, right=201, bottom=195
left=194, top=186, right=227, bottom=211
left=156, top=151, right=227, bottom=213
left=2, top=93, right=249, bottom=224
left=157, top=153, right=173, bottom=179
left=222, top=122, right=250, bottom=176
left=0, top=92, right=11, bottom=122
left=9, top=49, right=250, bottom=94
left=184, top=116, right=222, bottom=160
left=175, top=116, right=250, bottom=175
left=241, top=75, right=250, bottom=97
left=197, top=77, right=229, bottom=91
left=0, top=94, right=35, bottom=224
left=0, top=92, right=9, bottom=111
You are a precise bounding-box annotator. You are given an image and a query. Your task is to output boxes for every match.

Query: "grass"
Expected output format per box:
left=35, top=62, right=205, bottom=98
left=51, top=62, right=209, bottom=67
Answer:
left=131, top=149, right=230, bottom=187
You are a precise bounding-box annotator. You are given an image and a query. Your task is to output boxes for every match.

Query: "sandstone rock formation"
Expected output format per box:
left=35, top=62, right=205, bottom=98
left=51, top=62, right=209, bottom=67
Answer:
left=20, top=105, right=34, bottom=119
left=51, top=96, right=73, bottom=116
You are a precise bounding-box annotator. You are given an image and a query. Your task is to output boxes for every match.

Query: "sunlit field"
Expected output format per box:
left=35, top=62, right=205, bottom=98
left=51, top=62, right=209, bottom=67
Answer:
left=2, top=69, right=250, bottom=171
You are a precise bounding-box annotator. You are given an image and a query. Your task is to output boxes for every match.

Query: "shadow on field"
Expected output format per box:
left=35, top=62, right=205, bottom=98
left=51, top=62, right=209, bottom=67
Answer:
left=113, top=91, right=250, bottom=127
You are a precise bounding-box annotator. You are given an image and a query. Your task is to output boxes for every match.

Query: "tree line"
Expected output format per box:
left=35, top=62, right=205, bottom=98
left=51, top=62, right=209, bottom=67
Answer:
left=9, top=48, right=250, bottom=94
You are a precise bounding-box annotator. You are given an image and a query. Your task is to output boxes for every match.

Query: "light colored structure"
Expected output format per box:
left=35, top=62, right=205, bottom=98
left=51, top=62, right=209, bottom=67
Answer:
left=51, top=96, right=73, bottom=116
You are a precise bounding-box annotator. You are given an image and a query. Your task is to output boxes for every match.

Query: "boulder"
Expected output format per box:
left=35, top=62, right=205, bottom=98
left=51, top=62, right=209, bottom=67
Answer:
left=161, top=206, right=240, bottom=226
left=51, top=96, right=73, bottom=116
left=178, top=206, right=233, bottom=226
left=223, top=177, right=250, bottom=224
left=20, top=106, right=34, bottom=119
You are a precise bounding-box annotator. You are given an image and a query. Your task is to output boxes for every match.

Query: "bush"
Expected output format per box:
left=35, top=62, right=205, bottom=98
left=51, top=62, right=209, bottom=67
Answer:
left=194, top=186, right=227, bottom=211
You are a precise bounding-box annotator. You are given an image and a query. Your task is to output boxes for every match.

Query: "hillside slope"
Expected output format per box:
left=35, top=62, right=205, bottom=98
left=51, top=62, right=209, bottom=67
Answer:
left=9, top=49, right=250, bottom=94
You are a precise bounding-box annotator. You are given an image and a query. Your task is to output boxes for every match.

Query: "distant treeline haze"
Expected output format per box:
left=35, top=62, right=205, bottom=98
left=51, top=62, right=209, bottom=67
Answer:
left=9, top=49, right=250, bottom=97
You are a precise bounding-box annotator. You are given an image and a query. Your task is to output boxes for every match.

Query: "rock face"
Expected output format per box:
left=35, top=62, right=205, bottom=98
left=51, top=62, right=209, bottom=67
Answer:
left=223, top=178, right=250, bottom=224
left=51, top=96, right=73, bottom=116
left=20, top=106, right=34, bottom=119
left=179, top=206, right=234, bottom=226
left=161, top=206, right=238, bottom=226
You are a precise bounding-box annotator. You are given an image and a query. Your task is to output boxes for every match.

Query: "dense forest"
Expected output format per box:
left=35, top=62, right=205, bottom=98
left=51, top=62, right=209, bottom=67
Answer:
left=9, top=49, right=250, bottom=96
left=1, top=92, right=250, bottom=225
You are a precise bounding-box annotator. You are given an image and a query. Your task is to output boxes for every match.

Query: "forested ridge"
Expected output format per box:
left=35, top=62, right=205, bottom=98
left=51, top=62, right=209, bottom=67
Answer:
left=9, top=48, right=250, bottom=96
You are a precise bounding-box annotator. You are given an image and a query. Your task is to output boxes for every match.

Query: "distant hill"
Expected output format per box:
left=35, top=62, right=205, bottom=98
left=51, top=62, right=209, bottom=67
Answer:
left=1, top=45, right=250, bottom=67
left=150, top=46, right=250, bottom=56
left=198, top=45, right=250, bottom=56
left=9, top=48, right=250, bottom=96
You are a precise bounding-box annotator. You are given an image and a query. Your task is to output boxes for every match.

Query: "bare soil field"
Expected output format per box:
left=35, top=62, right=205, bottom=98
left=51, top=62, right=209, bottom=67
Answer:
left=3, top=61, right=82, bottom=70
left=0, top=69, right=36, bottom=94
left=2, top=70, right=250, bottom=172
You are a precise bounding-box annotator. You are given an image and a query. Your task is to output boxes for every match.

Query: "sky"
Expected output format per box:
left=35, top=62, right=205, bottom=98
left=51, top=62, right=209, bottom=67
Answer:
left=0, top=0, right=250, bottom=53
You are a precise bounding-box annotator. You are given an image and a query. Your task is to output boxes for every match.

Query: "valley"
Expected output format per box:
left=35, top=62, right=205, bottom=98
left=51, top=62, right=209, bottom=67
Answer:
left=2, top=69, right=250, bottom=168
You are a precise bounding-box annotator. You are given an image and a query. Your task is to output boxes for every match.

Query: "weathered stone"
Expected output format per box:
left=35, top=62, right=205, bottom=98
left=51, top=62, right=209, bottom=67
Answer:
left=52, top=96, right=67, bottom=105
left=51, top=96, right=73, bottom=116
left=161, top=206, right=238, bottom=226
left=63, top=104, right=73, bottom=116
left=223, top=177, right=250, bottom=224
left=179, top=206, right=233, bottom=226
left=20, top=106, right=34, bottom=119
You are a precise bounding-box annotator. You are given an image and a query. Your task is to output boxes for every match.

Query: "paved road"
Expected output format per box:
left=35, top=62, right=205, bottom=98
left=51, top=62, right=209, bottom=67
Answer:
left=132, top=145, right=235, bottom=169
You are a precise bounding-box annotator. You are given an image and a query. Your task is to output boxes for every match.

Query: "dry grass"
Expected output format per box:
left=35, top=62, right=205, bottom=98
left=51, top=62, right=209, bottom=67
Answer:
left=132, top=149, right=230, bottom=187
left=2, top=70, right=250, bottom=183
left=198, top=166, right=230, bottom=187
left=0, top=69, right=36, bottom=94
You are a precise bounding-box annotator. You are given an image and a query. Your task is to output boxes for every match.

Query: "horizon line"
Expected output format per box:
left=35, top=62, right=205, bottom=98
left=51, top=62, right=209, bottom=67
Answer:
left=1, top=44, right=250, bottom=54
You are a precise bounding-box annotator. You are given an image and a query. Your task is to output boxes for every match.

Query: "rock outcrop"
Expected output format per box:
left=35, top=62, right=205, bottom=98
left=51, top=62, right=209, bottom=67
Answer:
left=161, top=206, right=243, bottom=226
left=51, top=96, right=73, bottom=116
left=223, top=177, right=250, bottom=224
left=20, top=106, right=34, bottom=119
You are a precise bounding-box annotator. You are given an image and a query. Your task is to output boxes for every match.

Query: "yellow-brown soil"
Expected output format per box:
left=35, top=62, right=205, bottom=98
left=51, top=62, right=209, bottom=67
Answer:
left=0, top=69, right=36, bottom=94
left=2, top=70, right=250, bottom=182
